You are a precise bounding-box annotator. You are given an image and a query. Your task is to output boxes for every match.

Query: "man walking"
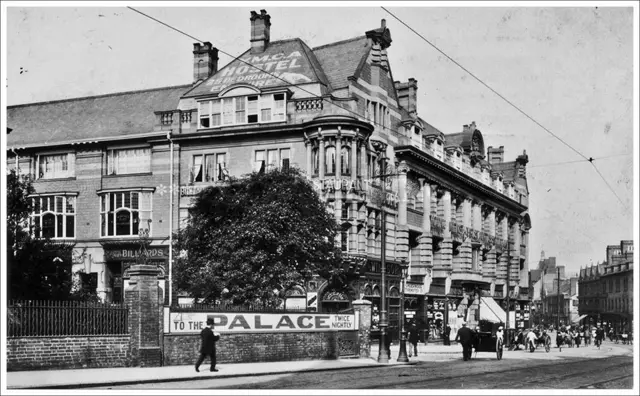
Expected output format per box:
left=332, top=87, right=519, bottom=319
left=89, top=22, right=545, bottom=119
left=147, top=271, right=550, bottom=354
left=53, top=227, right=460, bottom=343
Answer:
left=408, top=321, right=419, bottom=358
left=195, top=318, right=220, bottom=372
left=455, top=321, right=475, bottom=361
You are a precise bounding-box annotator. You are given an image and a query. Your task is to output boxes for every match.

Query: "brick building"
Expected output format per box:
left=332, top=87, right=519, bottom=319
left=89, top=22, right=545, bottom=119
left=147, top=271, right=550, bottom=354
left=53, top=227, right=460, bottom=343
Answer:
left=578, top=240, right=634, bottom=333
left=6, top=10, right=531, bottom=339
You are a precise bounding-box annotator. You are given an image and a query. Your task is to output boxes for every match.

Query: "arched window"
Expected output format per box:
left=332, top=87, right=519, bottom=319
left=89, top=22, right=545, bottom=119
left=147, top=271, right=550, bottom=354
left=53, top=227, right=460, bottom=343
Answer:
left=312, top=147, right=319, bottom=175
left=341, top=146, right=351, bottom=175
left=325, top=146, right=336, bottom=175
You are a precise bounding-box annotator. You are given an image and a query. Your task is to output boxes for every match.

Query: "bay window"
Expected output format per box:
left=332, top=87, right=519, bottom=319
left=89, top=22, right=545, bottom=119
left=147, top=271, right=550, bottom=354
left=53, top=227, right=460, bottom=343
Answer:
left=198, top=92, right=286, bottom=128
left=107, top=148, right=151, bottom=175
left=325, top=146, right=336, bottom=175
left=32, top=195, right=76, bottom=239
left=37, top=153, right=75, bottom=179
left=100, top=191, right=152, bottom=237
left=341, top=146, right=351, bottom=175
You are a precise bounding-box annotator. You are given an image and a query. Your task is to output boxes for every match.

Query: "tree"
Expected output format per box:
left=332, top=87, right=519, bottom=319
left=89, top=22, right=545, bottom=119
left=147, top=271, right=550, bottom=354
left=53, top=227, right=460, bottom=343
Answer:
left=173, top=167, right=345, bottom=305
left=6, top=170, right=93, bottom=301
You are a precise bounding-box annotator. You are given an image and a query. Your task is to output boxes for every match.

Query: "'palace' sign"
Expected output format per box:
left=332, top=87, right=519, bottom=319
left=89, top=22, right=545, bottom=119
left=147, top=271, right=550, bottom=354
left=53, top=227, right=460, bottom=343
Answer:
left=168, top=312, right=358, bottom=333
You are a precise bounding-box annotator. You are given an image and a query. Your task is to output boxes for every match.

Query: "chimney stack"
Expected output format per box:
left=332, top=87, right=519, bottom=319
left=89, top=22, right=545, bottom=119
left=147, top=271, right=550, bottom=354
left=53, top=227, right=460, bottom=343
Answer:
left=394, top=78, right=418, bottom=116
left=250, top=10, right=271, bottom=54
left=193, top=42, right=219, bottom=84
left=487, top=146, right=504, bottom=164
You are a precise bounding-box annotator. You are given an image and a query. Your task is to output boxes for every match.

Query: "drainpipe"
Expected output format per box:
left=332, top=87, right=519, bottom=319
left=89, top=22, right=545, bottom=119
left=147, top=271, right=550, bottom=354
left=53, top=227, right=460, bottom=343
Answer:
left=167, top=131, right=174, bottom=306
left=11, top=148, right=19, bottom=176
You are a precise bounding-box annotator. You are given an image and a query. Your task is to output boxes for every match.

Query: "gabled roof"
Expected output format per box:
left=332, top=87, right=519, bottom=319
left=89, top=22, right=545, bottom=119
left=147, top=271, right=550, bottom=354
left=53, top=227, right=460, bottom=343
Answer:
left=312, top=36, right=370, bottom=90
left=184, top=39, right=330, bottom=98
left=7, top=85, right=191, bottom=148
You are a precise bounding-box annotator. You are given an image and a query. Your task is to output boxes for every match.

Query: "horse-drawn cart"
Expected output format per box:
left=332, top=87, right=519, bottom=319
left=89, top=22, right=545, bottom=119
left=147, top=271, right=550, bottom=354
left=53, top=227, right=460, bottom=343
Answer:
left=473, top=330, right=504, bottom=360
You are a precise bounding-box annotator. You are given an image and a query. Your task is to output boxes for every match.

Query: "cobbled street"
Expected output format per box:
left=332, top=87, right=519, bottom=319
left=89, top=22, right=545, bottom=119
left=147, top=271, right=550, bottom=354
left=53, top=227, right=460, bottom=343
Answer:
left=96, top=341, right=634, bottom=390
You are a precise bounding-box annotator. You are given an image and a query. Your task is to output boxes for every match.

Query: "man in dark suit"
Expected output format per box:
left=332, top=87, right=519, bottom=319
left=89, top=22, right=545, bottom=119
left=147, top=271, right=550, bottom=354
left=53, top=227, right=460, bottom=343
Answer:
left=455, top=320, right=475, bottom=361
left=195, top=318, right=220, bottom=372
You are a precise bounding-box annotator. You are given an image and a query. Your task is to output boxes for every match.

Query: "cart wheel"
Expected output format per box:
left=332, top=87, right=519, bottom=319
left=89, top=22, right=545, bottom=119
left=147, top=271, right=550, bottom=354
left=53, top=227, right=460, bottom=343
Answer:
left=496, top=338, right=503, bottom=360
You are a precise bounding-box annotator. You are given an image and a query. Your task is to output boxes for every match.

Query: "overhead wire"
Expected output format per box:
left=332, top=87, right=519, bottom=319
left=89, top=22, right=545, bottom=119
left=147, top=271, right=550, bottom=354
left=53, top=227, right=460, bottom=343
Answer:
left=128, top=6, right=629, bottom=210
left=527, top=153, right=632, bottom=169
left=127, top=6, right=395, bottom=136
left=381, top=6, right=630, bottom=210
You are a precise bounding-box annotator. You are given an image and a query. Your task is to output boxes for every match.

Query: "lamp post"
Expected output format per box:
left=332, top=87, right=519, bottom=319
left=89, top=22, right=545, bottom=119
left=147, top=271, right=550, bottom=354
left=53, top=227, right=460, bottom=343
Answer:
left=397, top=259, right=409, bottom=362
left=377, top=151, right=389, bottom=364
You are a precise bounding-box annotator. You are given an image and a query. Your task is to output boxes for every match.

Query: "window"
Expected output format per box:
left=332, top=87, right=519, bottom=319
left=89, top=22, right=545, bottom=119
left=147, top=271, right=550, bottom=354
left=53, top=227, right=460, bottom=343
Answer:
left=341, top=201, right=349, bottom=220
left=325, top=146, right=336, bottom=175
left=341, top=146, right=351, bottom=175
left=341, top=224, right=350, bottom=252
left=37, top=153, right=75, bottom=179
left=247, top=95, right=259, bottom=123
left=192, top=153, right=228, bottom=183
left=280, top=148, right=290, bottom=170
left=312, top=147, right=319, bottom=175
left=356, top=147, right=362, bottom=176
left=31, top=195, right=76, bottom=239
left=273, top=93, right=285, bottom=121
left=471, top=247, right=480, bottom=271
left=198, top=93, right=286, bottom=128
left=107, top=148, right=151, bottom=175
left=254, top=148, right=290, bottom=172
left=100, top=191, right=152, bottom=237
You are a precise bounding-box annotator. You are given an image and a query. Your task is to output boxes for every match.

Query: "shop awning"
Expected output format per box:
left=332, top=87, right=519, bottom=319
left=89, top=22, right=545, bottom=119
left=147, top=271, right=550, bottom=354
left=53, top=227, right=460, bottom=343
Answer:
left=479, top=297, right=507, bottom=324
left=571, top=314, right=587, bottom=324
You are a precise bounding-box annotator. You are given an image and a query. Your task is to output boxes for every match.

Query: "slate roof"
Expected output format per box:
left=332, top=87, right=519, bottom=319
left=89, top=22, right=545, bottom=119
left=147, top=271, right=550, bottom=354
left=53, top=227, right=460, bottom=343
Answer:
left=7, top=85, right=191, bottom=148
left=183, top=39, right=331, bottom=98
left=491, top=161, right=518, bottom=181
left=421, top=118, right=445, bottom=138
left=312, top=36, right=370, bottom=90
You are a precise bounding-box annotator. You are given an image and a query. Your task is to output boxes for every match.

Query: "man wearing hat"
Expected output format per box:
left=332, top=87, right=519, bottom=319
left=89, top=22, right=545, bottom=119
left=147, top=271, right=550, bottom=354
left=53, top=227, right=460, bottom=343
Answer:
left=454, top=320, right=475, bottom=361
left=195, top=318, right=220, bottom=372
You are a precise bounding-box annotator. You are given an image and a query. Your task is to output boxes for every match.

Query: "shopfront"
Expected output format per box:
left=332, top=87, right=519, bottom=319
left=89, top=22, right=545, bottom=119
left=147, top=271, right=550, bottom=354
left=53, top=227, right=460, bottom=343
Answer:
left=103, top=244, right=169, bottom=304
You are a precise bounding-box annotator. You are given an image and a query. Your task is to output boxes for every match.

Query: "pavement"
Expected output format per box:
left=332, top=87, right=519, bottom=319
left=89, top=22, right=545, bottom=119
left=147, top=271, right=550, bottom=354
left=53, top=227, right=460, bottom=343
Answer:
left=5, top=340, right=632, bottom=389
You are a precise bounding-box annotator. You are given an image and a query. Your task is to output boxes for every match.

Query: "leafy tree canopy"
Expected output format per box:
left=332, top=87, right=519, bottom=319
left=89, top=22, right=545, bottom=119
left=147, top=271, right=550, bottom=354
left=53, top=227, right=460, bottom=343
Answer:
left=173, top=167, right=345, bottom=305
left=6, top=170, right=96, bottom=301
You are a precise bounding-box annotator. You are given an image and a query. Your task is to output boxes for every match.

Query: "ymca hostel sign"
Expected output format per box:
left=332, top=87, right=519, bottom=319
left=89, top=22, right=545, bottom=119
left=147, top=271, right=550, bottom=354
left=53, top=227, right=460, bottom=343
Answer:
left=205, top=50, right=314, bottom=93
left=168, top=312, right=358, bottom=333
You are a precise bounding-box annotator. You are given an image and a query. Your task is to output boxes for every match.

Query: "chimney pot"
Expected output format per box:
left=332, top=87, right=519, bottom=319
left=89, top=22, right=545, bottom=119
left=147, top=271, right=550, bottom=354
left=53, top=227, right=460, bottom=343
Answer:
left=250, top=9, right=271, bottom=54
left=192, top=41, right=219, bottom=85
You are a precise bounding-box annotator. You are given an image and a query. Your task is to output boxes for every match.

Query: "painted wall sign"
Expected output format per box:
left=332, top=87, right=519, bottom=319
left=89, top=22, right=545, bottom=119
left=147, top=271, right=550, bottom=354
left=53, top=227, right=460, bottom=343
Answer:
left=204, top=50, right=315, bottom=93
left=168, top=312, right=358, bottom=333
left=104, top=248, right=169, bottom=261
left=404, top=282, right=425, bottom=295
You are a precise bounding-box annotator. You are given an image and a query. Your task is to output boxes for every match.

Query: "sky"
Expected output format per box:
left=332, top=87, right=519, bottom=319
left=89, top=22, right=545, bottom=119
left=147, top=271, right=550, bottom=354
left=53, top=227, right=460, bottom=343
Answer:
left=2, top=2, right=638, bottom=277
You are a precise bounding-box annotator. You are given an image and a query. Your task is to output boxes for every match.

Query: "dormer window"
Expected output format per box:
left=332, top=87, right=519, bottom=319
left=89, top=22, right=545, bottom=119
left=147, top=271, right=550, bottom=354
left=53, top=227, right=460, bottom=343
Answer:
left=198, top=92, right=286, bottom=129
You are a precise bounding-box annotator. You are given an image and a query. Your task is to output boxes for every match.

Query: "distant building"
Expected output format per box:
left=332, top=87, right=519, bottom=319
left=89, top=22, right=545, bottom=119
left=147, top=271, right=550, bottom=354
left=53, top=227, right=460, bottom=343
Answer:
left=578, top=240, right=633, bottom=332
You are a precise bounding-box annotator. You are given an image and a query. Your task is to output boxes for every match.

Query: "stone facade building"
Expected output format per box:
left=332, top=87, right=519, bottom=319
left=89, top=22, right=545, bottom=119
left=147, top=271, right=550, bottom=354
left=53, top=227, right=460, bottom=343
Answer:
left=6, top=10, right=531, bottom=341
left=578, top=240, right=634, bottom=333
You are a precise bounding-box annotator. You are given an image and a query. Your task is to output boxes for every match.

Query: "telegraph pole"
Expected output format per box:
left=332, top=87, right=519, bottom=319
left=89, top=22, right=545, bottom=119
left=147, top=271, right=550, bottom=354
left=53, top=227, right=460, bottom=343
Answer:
left=505, top=237, right=511, bottom=347
left=556, top=266, right=560, bottom=330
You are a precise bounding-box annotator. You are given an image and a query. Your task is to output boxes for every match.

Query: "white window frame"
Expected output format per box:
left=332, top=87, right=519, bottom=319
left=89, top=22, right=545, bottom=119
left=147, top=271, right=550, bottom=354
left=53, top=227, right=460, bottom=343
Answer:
left=253, top=147, right=291, bottom=172
left=191, top=152, right=229, bottom=183
left=198, top=92, right=287, bottom=129
left=100, top=191, right=153, bottom=238
left=31, top=194, right=77, bottom=240
left=37, top=153, right=75, bottom=179
left=106, top=147, right=151, bottom=175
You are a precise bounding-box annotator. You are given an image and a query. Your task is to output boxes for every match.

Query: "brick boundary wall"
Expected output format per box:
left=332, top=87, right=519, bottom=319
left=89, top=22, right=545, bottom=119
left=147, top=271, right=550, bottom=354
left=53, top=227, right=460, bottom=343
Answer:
left=6, top=336, right=130, bottom=371
left=163, top=330, right=358, bottom=366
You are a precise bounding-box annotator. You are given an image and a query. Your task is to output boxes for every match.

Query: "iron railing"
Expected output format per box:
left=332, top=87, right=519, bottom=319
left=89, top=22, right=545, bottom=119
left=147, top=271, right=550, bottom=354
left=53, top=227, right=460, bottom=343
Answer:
left=7, top=300, right=128, bottom=337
